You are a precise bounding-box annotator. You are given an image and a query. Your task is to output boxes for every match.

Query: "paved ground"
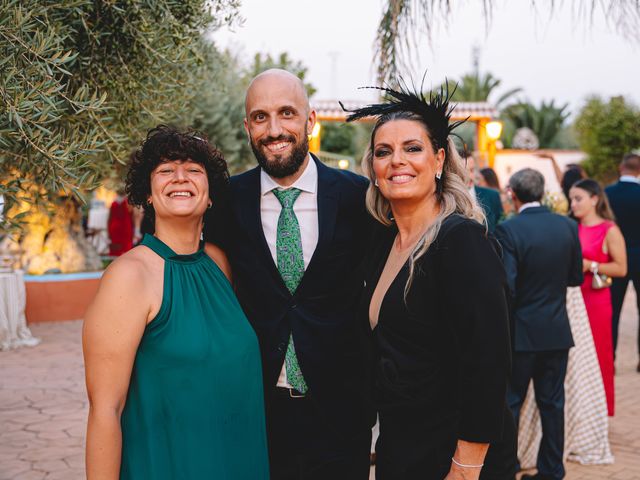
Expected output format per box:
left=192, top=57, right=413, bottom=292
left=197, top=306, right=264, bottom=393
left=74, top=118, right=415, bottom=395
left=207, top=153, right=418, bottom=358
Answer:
left=1, top=289, right=639, bottom=480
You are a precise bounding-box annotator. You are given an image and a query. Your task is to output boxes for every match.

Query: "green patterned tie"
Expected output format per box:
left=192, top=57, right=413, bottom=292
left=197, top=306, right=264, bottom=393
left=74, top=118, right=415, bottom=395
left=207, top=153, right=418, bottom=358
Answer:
left=272, top=188, right=308, bottom=394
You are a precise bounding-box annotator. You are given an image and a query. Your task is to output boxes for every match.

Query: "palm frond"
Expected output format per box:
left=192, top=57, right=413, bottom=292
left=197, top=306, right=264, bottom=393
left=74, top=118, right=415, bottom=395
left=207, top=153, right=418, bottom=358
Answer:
left=374, top=0, right=640, bottom=86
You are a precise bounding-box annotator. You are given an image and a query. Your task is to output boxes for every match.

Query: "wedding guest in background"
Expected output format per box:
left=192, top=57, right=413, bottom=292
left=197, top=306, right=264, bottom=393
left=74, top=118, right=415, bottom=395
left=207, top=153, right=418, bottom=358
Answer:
left=496, top=168, right=583, bottom=480
left=536, top=152, right=587, bottom=203
left=107, top=187, right=133, bottom=256
left=346, top=84, right=516, bottom=480
left=84, top=126, right=269, bottom=479
left=478, top=167, right=501, bottom=190
left=466, top=156, right=503, bottom=233
left=479, top=167, right=515, bottom=216
left=605, top=153, right=640, bottom=370
left=570, top=178, right=627, bottom=415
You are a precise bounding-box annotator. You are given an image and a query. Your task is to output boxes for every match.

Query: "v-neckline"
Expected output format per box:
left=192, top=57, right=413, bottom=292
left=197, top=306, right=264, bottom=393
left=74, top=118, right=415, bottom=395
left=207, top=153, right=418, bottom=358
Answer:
left=369, top=231, right=415, bottom=331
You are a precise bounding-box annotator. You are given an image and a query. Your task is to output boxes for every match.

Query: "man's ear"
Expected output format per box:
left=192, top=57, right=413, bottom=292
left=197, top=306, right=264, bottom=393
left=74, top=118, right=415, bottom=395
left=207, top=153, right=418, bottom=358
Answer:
left=306, top=109, right=317, bottom=136
left=243, top=117, right=250, bottom=139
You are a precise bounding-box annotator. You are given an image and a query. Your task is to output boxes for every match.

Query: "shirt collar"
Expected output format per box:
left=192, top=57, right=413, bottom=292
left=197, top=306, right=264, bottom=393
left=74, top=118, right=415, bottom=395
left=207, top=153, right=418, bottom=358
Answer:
left=620, top=175, right=640, bottom=184
left=260, top=155, right=317, bottom=196
left=519, top=201, right=541, bottom=213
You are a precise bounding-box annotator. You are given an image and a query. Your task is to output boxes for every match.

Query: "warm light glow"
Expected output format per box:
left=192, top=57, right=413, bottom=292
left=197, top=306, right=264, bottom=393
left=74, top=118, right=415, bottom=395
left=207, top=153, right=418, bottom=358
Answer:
left=311, top=122, right=321, bottom=138
left=337, top=159, right=350, bottom=170
left=486, top=121, right=503, bottom=140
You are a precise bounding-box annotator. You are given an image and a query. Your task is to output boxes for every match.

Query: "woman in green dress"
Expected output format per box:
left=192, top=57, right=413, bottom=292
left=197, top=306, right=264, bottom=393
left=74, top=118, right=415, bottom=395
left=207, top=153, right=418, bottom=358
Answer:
left=83, top=125, right=269, bottom=479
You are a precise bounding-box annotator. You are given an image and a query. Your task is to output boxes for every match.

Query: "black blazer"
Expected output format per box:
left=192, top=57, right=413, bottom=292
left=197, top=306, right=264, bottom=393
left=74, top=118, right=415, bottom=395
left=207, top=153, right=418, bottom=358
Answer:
left=360, top=215, right=513, bottom=445
left=495, top=206, right=583, bottom=352
left=206, top=155, right=372, bottom=435
left=605, top=180, right=640, bottom=273
left=475, top=186, right=503, bottom=233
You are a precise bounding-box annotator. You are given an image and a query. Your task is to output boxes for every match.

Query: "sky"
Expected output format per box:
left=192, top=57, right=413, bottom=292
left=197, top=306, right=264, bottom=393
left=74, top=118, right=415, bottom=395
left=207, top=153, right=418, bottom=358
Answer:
left=213, top=0, right=639, bottom=116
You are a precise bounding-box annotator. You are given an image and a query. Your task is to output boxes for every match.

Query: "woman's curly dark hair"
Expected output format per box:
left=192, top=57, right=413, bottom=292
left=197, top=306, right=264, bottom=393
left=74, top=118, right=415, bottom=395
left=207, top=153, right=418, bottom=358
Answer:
left=125, top=124, right=230, bottom=235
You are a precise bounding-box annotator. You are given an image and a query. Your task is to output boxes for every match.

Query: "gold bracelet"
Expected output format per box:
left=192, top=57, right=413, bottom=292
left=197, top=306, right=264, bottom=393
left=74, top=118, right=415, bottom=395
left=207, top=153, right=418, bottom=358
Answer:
left=451, top=457, right=484, bottom=468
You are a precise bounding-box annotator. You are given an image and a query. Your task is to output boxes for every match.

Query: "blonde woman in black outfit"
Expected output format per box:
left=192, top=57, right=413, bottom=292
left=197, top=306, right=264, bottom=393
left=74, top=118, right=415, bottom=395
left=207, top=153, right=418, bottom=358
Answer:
left=344, top=85, right=517, bottom=480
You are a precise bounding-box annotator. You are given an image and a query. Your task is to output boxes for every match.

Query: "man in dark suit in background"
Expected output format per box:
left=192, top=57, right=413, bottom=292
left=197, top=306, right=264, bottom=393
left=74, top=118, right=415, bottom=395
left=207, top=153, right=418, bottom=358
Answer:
left=605, top=153, right=640, bottom=370
left=206, top=69, right=372, bottom=480
left=496, top=168, right=583, bottom=480
left=466, top=155, right=503, bottom=233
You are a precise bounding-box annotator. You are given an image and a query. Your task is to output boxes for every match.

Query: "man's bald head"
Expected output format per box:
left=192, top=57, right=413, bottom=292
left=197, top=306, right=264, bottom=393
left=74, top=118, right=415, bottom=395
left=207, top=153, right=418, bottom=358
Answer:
left=245, top=69, right=309, bottom=115
left=243, top=68, right=316, bottom=183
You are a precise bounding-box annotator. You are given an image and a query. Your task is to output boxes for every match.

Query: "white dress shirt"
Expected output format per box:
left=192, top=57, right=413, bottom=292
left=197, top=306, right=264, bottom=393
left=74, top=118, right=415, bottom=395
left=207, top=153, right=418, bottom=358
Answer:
left=260, top=156, right=319, bottom=388
left=620, top=175, right=640, bottom=184
left=519, top=201, right=541, bottom=213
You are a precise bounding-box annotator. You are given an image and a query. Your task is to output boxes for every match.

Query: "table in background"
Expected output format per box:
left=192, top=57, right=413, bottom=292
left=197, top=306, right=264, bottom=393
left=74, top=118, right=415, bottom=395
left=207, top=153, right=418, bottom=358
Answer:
left=0, top=270, right=40, bottom=351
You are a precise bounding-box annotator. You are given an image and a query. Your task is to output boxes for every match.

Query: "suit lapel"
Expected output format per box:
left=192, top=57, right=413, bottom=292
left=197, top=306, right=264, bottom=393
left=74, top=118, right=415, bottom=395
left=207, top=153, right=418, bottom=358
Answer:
left=236, top=156, right=340, bottom=293
left=303, top=156, right=339, bottom=278
left=234, top=167, right=288, bottom=291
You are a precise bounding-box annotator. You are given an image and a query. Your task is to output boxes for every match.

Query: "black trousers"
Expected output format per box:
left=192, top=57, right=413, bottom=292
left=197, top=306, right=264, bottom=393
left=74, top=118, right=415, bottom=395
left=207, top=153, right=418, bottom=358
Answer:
left=266, top=388, right=371, bottom=480
left=508, top=350, right=569, bottom=480
left=611, top=271, right=640, bottom=355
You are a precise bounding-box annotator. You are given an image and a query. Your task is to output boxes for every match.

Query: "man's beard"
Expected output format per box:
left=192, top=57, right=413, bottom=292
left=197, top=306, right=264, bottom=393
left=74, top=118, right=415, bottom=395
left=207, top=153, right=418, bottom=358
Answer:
left=251, top=134, right=309, bottom=178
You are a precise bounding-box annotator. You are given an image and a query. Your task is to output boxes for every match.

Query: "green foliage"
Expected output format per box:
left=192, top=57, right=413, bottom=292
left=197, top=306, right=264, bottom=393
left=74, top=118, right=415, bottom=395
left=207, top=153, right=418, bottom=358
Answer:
left=436, top=74, right=521, bottom=109
left=0, top=0, right=239, bottom=211
left=321, top=122, right=372, bottom=163
left=190, top=51, right=253, bottom=173
left=322, top=123, right=355, bottom=155
left=192, top=50, right=317, bottom=174
left=575, top=96, right=640, bottom=182
left=245, top=52, right=316, bottom=97
left=501, top=100, right=570, bottom=148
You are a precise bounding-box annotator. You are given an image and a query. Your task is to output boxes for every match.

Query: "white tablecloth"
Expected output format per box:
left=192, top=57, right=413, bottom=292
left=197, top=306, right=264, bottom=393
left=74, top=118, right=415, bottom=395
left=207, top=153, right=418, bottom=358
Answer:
left=0, top=271, right=40, bottom=351
left=518, top=286, right=614, bottom=467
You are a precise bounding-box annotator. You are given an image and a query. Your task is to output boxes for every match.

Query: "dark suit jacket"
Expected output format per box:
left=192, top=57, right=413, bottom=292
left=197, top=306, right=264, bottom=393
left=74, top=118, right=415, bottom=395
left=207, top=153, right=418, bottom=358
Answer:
left=495, top=206, right=583, bottom=352
left=205, top=155, right=372, bottom=436
left=605, top=180, right=640, bottom=273
left=360, top=215, right=513, bottom=441
left=475, top=185, right=503, bottom=233
left=357, top=215, right=517, bottom=476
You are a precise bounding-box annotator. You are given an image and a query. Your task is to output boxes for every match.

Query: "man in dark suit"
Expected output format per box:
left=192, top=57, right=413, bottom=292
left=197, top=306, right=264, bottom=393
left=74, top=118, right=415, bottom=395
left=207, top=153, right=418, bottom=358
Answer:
left=206, top=69, right=372, bottom=480
left=496, top=168, right=583, bottom=480
left=466, top=155, right=503, bottom=233
left=605, top=153, right=640, bottom=370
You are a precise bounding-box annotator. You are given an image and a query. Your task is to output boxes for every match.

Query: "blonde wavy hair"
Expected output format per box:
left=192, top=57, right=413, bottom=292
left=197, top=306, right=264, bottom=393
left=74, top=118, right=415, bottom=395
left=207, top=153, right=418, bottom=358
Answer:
left=361, top=112, right=486, bottom=294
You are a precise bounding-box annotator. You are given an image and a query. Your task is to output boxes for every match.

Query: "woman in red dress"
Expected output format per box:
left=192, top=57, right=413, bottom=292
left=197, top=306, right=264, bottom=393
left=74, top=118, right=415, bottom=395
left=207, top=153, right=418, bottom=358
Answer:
left=108, top=189, right=134, bottom=256
left=570, top=179, right=627, bottom=416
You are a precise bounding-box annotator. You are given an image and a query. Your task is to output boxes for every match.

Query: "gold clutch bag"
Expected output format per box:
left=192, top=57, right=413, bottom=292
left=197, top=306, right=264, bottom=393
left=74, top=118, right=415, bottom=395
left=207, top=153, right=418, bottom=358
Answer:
left=591, top=264, right=612, bottom=290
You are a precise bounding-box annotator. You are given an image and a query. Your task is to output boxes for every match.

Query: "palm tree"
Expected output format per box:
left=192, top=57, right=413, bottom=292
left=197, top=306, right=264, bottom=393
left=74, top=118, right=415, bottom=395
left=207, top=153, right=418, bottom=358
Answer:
left=434, top=48, right=522, bottom=108
left=501, top=100, right=571, bottom=148
left=433, top=73, right=521, bottom=111
left=374, top=0, right=640, bottom=84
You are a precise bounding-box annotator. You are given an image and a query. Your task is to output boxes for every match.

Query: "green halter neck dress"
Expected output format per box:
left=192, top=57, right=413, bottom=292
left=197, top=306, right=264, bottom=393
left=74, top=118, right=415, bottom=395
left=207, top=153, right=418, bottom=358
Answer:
left=120, top=234, right=269, bottom=479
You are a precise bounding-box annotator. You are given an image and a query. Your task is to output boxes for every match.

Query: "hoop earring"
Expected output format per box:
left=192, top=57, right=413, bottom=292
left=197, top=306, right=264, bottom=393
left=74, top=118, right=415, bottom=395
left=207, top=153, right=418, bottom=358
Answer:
left=374, top=178, right=379, bottom=187
left=207, top=201, right=213, bottom=209
left=435, top=171, right=442, bottom=180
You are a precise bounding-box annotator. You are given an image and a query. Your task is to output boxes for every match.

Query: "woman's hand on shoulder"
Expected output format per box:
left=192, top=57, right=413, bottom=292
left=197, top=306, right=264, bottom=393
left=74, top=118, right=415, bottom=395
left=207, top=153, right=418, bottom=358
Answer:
left=204, top=242, right=233, bottom=283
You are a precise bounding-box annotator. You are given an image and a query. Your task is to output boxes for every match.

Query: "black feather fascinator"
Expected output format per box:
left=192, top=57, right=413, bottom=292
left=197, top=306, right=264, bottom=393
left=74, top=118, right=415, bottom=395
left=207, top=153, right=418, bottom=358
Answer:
left=339, top=77, right=467, bottom=151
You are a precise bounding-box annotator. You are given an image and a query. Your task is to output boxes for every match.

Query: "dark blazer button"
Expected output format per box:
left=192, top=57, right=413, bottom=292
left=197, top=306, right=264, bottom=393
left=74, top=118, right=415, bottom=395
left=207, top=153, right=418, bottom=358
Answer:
left=291, top=303, right=297, bottom=309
